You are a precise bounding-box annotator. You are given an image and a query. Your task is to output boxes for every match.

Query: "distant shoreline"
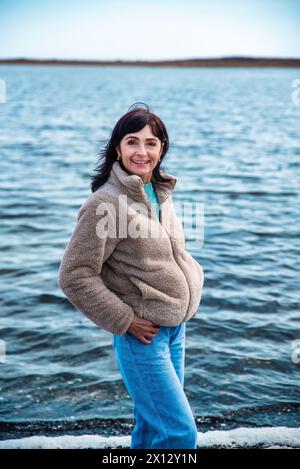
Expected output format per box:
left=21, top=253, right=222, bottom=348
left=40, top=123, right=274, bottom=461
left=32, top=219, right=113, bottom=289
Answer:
left=1, top=57, right=300, bottom=67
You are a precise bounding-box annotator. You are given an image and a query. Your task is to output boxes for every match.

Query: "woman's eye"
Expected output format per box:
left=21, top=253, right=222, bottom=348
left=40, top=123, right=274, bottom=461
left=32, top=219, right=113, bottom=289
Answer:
left=127, top=140, right=157, bottom=146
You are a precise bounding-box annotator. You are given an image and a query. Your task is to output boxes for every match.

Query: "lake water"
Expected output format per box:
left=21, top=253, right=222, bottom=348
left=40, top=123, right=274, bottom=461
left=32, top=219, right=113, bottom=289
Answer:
left=0, top=65, right=299, bottom=447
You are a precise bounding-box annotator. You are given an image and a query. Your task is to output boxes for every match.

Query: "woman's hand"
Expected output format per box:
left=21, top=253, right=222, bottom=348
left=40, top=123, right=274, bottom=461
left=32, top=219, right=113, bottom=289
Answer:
left=126, top=313, right=160, bottom=344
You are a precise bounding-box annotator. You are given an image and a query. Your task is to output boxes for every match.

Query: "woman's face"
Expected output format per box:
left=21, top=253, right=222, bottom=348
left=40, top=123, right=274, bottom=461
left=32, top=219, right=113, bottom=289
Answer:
left=116, top=124, right=164, bottom=183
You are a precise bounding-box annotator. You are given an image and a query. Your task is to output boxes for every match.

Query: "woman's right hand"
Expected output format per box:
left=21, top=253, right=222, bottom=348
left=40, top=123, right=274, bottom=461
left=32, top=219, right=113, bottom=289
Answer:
left=126, top=313, right=160, bottom=344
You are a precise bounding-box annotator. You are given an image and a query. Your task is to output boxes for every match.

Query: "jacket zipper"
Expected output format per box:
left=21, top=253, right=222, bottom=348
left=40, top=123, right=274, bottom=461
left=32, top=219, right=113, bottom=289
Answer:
left=145, top=190, right=191, bottom=314
left=110, top=180, right=191, bottom=315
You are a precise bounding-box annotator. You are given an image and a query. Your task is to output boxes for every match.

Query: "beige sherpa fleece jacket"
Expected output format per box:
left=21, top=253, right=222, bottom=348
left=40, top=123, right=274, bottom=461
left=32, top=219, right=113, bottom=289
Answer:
left=57, top=161, right=204, bottom=335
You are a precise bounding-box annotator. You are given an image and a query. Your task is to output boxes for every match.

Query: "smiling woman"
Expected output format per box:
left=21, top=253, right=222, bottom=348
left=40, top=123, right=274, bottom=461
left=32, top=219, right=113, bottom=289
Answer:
left=58, top=102, right=204, bottom=449
left=90, top=102, right=171, bottom=191
left=116, top=126, right=164, bottom=183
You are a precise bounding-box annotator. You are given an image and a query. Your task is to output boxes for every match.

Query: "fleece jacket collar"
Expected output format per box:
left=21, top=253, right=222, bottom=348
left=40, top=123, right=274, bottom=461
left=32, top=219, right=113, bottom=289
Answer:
left=109, top=161, right=177, bottom=204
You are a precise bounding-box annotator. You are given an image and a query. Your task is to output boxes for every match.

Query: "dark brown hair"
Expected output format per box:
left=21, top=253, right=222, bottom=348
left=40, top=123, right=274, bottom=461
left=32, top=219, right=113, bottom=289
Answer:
left=90, top=102, right=170, bottom=192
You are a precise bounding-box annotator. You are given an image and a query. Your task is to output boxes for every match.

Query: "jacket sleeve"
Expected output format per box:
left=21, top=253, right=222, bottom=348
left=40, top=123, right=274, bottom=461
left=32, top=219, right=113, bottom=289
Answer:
left=57, top=194, right=135, bottom=335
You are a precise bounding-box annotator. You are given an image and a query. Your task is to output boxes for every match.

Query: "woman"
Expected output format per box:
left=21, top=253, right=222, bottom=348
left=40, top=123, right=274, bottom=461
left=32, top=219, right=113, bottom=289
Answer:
left=58, top=103, right=204, bottom=449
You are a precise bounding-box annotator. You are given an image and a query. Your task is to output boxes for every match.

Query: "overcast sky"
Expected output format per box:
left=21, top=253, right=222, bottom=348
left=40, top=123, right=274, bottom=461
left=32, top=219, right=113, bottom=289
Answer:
left=0, top=0, right=299, bottom=60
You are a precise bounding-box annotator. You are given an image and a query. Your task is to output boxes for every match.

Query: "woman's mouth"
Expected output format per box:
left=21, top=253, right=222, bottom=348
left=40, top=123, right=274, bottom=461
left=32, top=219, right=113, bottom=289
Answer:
left=131, top=159, right=150, bottom=166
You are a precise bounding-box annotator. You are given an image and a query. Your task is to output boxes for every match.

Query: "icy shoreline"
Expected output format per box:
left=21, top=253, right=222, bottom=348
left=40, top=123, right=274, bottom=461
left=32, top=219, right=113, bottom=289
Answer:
left=0, top=426, right=299, bottom=449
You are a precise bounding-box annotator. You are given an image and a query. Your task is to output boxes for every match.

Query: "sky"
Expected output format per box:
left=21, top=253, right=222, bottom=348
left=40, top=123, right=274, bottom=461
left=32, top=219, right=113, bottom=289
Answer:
left=0, top=0, right=299, bottom=60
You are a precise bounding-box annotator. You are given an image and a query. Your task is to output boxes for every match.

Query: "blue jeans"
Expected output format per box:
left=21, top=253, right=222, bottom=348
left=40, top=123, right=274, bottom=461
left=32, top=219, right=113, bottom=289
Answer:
left=112, top=322, right=198, bottom=449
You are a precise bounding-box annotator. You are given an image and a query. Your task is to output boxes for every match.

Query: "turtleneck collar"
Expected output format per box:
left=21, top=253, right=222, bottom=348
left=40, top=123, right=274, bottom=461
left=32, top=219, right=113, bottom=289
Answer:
left=108, top=160, right=177, bottom=203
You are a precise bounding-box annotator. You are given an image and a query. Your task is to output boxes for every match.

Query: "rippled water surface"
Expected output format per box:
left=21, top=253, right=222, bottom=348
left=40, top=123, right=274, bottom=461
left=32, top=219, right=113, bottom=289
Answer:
left=0, top=65, right=299, bottom=432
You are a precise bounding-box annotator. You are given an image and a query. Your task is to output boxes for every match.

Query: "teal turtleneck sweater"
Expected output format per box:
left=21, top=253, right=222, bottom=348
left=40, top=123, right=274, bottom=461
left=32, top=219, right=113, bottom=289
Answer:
left=143, top=181, right=160, bottom=221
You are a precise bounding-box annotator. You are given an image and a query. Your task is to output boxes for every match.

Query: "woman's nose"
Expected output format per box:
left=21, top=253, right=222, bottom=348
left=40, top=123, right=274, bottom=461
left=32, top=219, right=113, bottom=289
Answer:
left=136, top=145, right=148, bottom=155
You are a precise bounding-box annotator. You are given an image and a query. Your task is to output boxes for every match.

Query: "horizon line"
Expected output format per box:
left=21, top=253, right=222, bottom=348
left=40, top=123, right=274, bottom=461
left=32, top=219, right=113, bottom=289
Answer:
left=1, top=56, right=300, bottom=68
